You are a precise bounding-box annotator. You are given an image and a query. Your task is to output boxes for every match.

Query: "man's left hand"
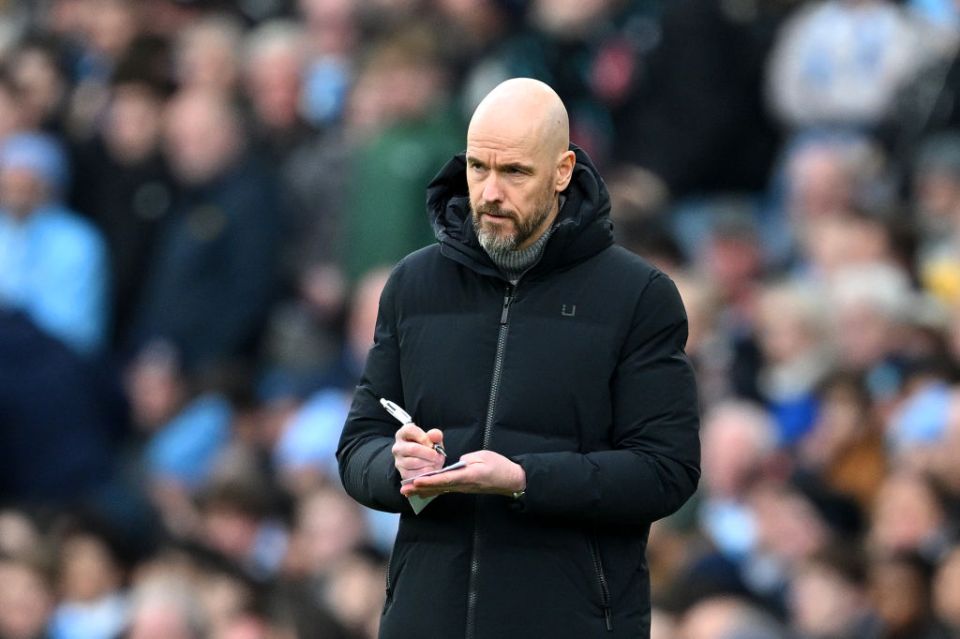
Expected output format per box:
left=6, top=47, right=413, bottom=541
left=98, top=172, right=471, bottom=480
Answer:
left=400, top=450, right=526, bottom=498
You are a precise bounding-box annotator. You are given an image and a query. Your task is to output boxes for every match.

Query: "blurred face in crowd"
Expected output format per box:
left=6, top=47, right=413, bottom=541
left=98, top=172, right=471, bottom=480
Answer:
left=870, top=472, right=945, bottom=553
left=0, top=511, right=38, bottom=558
left=833, top=301, right=896, bottom=371
left=802, top=214, right=892, bottom=277
left=201, top=505, right=259, bottom=562
left=789, top=561, right=865, bottom=638
left=294, top=489, right=366, bottom=576
left=127, top=348, right=185, bottom=431
left=174, top=18, right=242, bottom=94
left=787, top=144, right=856, bottom=222
left=0, top=166, right=48, bottom=219
left=701, top=231, right=762, bottom=301
left=164, top=90, right=242, bottom=185
left=325, top=552, right=386, bottom=636
left=244, top=32, right=304, bottom=131
left=83, top=0, right=139, bottom=61
left=10, top=45, right=67, bottom=130
left=59, top=534, right=121, bottom=603
left=750, top=483, right=829, bottom=564
left=106, top=84, right=165, bottom=165
left=868, top=556, right=931, bottom=634
left=700, top=404, right=773, bottom=499
left=0, top=559, right=53, bottom=639
left=466, top=79, right=575, bottom=253
left=127, top=603, right=197, bottom=639
left=756, top=285, right=823, bottom=365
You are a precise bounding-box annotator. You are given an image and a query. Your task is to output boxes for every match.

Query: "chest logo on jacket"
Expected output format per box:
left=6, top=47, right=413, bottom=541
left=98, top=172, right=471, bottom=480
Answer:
left=561, top=304, right=577, bottom=317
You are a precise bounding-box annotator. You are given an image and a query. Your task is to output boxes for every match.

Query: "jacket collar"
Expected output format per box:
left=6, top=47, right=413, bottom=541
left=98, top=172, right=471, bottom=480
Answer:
left=427, top=144, right=614, bottom=280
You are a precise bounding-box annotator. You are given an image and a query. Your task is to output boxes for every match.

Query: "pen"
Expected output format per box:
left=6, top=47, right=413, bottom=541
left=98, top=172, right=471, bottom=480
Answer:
left=380, top=398, right=446, bottom=458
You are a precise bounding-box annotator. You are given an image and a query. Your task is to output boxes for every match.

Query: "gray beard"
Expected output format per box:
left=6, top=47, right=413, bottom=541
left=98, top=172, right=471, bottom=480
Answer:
left=472, top=203, right=553, bottom=254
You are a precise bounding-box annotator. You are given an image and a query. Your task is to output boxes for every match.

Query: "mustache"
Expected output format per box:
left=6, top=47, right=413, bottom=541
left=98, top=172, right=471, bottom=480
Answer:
left=473, top=202, right=517, bottom=222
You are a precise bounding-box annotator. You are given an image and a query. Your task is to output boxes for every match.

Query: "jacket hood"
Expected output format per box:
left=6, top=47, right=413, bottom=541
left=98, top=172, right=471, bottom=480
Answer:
left=426, top=144, right=614, bottom=279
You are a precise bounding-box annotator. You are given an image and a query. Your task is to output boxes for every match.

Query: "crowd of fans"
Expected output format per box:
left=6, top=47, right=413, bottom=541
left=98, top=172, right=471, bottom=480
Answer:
left=1, top=0, right=960, bottom=637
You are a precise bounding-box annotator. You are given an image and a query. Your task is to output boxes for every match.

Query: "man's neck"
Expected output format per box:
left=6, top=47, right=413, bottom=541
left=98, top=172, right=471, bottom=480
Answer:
left=484, top=225, right=555, bottom=284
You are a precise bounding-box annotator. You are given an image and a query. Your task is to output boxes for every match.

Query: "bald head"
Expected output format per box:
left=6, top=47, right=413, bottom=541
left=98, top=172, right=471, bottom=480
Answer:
left=469, top=78, right=569, bottom=159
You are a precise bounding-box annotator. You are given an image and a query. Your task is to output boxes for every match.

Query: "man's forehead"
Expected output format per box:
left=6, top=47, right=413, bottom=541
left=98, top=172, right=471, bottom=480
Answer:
left=466, top=124, right=545, bottom=162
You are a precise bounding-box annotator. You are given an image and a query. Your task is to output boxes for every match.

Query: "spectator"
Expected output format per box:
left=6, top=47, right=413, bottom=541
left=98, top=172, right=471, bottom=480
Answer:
left=194, top=477, right=288, bottom=581
left=868, top=471, right=951, bottom=559
left=698, top=401, right=780, bottom=559
left=123, top=574, right=207, bottom=639
left=49, top=521, right=127, bottom=639
left=0, top=552, right=55, bottom=639
left=70, top=38, right=175, bottom=344
left=755, top=280, right=833, bottom=445
left=0, top=132, right=109, bottom=355
left=129, top=88, right=281, bottom=370
left=797, top=372, right=887, bottom=510
left=788, top=545, right=877, bottom=639
left=867, top=552, right=950, bottom=639
left=341, top=26, right=462, bottom=281
left=172, top=13, right=244, bottom=96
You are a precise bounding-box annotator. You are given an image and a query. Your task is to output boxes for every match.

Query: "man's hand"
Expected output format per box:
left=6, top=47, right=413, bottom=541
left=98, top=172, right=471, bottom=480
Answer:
left=392, top=423, right=445, bottom=482
left=400, top=450, right=526, bottom=498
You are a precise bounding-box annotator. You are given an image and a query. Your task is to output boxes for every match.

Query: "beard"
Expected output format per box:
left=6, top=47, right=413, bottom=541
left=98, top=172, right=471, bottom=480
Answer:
left=471, top=185, right=556, bottom=254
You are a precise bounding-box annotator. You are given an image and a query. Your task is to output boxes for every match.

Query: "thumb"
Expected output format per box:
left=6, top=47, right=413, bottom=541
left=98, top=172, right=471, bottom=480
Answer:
left=426, top=428, right=444, bottom=446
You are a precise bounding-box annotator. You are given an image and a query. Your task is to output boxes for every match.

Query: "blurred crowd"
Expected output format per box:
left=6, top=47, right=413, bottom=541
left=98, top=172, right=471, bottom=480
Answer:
left=1, top=0, right=960, bottom=638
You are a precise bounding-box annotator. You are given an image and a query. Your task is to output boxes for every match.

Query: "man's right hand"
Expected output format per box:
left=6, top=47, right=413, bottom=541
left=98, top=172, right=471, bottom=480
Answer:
left=392, top=423, right=445, bottom=482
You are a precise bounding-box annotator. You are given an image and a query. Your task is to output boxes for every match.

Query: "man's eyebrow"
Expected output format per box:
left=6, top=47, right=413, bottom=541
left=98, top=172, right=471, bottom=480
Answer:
left=466, top=155, right=486, bottom=166
left=500, top=162, right=534, bottom=174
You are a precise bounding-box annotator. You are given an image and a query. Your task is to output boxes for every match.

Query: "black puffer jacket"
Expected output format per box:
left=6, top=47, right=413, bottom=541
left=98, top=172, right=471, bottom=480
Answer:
left=337, top=147, right=700, bottom=639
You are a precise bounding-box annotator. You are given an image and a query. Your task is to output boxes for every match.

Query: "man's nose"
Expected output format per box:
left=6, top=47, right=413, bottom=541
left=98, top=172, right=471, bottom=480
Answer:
left=481, top=174, right=503, bottom=203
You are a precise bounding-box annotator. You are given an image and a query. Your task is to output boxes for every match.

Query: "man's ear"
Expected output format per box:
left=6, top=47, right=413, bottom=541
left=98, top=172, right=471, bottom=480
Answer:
left=555, top=150, right=576, bottom=192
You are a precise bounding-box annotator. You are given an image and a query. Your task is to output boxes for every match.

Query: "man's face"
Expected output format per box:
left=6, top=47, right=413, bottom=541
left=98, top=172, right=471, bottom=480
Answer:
left=466, top=128, right=559, bottom=253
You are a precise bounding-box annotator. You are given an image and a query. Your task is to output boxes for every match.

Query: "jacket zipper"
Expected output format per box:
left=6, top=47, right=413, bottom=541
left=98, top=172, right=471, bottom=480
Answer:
left=465, top=283, right=515, bottom=639
left=589, top=536, right=614, bottom=631
left=385, top=543, right=395, bottom=598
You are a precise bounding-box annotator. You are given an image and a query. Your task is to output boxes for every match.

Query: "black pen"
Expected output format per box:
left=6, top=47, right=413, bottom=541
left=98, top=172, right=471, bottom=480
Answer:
left=380, top=398, right=447, bottom=457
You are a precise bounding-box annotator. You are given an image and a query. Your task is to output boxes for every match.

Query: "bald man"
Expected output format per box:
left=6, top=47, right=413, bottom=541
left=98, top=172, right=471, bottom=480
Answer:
left=338, top=79, right=700, bottom=639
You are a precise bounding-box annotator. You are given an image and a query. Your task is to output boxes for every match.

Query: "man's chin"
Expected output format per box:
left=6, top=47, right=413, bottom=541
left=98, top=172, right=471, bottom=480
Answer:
left=478, top=228, right=518, bottom=253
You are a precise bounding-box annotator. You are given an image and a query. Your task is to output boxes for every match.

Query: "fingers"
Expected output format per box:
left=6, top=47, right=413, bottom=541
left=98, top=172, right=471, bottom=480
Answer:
left=395, top=423, right=431, bottom=446
left=392, top=441, right=443, bottom=467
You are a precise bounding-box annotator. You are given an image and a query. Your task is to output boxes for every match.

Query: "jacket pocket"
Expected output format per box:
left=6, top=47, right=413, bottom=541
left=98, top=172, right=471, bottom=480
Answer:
left=588, top=535, right=614, bottom=632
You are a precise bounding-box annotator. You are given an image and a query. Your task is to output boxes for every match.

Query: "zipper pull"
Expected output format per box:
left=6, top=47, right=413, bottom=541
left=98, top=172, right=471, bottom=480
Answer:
left=499, top=286, right=513, bottom=325
left=603, top=606, right=613, bottom=631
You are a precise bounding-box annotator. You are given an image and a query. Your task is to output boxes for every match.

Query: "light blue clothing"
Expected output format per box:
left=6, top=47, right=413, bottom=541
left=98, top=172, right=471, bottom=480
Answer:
left=700, top=498, right=757, bottom=560
left=274, top=388, right=350, bottom=478
left=0, top=205, right=109, bottom=354
left=49, top=593, right=127, bottom=639
left=888, top=381, right=951, bottom=453
left=146, top=394, right=232, bottom=490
